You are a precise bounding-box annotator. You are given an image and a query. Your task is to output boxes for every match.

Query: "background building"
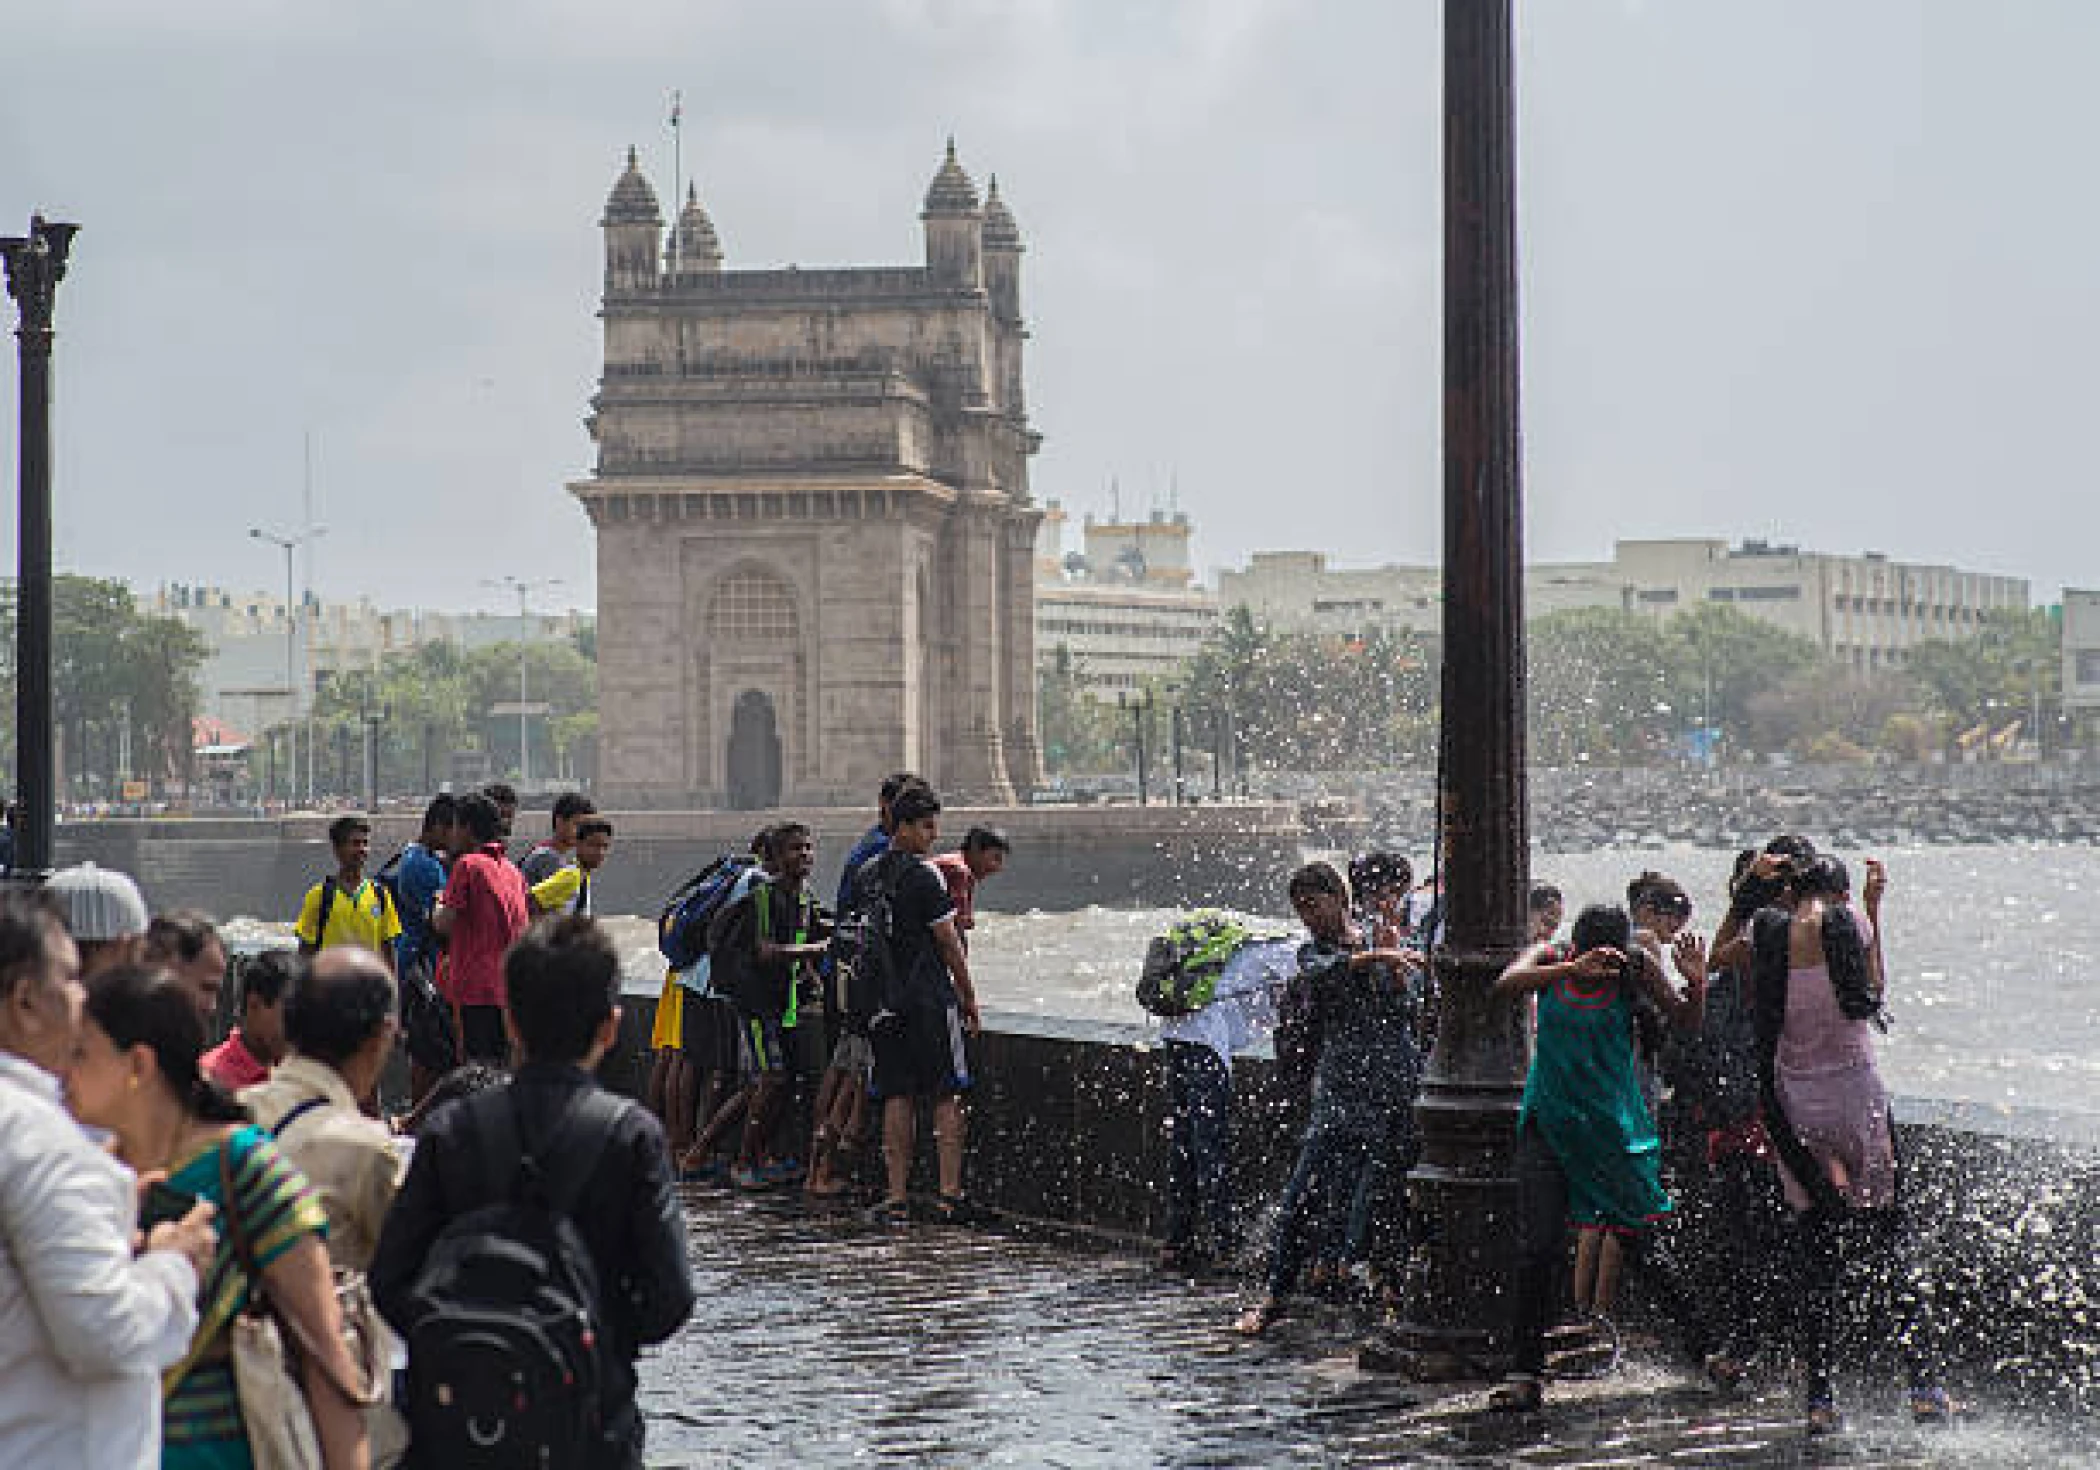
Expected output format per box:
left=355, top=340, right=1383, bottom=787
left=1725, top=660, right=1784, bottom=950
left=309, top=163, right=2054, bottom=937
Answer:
left=1034, top=504, right=1218, bottom=692
left=2063, top=589, right=2100, bottom=713
left=1216, top=537, right=2028, bottom=668
left=149, top=583, right=590, bottom=740
left=574, top=144, right=1042, bottom=809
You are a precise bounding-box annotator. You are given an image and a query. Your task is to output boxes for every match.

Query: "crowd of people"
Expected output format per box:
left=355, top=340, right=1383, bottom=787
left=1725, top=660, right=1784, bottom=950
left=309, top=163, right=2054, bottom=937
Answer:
left=1168, top=836, right=1956, bottom=1435
left=0, top=764, right=1968, bottom=1463
left=0, top=769, right=1023, bottom=1468
left=640, top=773, right=1011, bottom=1223
left=0, top=779, right=693, bottom=1470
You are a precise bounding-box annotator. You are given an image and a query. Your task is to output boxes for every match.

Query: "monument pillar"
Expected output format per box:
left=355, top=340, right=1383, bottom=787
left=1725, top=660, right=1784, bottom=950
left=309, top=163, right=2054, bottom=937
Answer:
left=999, top=510, right=1045, bottom=794
left=1388, top=0, right=1533, bottom=1377
left=942, top=500, right=1017, bottom=804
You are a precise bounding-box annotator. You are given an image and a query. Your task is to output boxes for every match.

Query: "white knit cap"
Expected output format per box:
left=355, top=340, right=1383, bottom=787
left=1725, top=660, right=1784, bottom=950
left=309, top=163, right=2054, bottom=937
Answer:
left=45, top=862, right=150, bottom=942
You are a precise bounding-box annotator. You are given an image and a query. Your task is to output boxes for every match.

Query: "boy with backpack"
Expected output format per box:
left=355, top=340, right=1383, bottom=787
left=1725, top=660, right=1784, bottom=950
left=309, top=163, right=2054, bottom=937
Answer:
left=371, top=913, right=695, bottom=1470
left=858, top=781, right=981, bottom=1225
left=1138, top=910, right=1297, bottom=1273
left=708, top=822, right=828, bottom=1189
left=296, top=814, right=402, bottom=973
left=658, top=830, right=774, bottom=1180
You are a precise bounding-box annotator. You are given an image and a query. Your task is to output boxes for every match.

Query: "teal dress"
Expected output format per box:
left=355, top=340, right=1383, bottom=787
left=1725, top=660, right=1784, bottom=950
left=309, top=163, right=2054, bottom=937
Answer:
left=161, top=1125, right=330, bottom=1470
left=1518, top=949, right=1672, bottom=1232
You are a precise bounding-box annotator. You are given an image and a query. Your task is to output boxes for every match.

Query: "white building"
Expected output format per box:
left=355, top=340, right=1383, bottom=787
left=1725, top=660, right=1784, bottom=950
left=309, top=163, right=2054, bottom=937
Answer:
left=1216, top=538, right=2028, bottom=669
left=1034, top=504, right=1220, bottom=692
left=150, top=584, right=592, bottom=737
left=2063, top=589, right=2100, bottom=713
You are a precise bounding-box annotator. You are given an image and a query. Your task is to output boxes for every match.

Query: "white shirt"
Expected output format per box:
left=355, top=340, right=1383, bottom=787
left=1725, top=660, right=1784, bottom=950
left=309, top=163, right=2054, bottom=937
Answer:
left=0, top=1052, right=199, bottom=1470
left=1159, top=938, right=1299, bottom=1066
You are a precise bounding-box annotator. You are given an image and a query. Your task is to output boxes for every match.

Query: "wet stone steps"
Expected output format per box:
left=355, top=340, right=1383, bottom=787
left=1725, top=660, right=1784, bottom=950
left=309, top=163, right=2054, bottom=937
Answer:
left=637, top=1189, right=2094, bottom=1468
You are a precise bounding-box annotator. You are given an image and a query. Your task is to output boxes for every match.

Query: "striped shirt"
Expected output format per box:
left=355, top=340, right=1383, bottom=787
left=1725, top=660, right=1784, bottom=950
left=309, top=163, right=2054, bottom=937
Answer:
left=160, top=1126, right=329, bottom=1466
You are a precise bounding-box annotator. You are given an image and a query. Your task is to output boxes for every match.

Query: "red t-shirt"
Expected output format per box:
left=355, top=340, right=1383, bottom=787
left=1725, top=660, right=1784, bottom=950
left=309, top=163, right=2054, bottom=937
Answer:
left=932, top=852, right=977, bottom=934
left=441, top=844, right=529, bottom=1008
left=201, top=1030, right=269, bottom=1091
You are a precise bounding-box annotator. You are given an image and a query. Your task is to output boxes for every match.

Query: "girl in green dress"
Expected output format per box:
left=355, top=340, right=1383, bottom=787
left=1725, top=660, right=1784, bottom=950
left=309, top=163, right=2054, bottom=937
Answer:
left=1489, top=903, right=1708, bottom=1412
left=66, top=965, right=371, bottom=1470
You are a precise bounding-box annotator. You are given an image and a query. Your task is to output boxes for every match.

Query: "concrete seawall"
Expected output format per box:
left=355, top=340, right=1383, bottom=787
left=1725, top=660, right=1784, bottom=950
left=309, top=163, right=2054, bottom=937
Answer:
left=599, top=995, right=2099, bottom=1410
left=48, top=803, right=1308, bottom=921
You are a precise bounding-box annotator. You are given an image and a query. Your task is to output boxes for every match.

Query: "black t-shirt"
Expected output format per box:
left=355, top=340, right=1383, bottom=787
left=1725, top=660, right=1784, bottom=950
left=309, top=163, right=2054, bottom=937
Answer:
left=708, top=878, right=818, bottom=1018
left=857, top=850, right=957, bottom=1010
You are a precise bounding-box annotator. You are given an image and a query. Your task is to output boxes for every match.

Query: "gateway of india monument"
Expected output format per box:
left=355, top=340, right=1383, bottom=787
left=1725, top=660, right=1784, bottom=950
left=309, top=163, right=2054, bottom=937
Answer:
left=572, top=143, right=1044, bottom=810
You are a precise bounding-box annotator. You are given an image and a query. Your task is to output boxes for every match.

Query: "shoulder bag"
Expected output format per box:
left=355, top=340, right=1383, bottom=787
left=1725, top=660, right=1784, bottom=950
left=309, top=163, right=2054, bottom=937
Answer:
left=220, top=1136, right=391, bottom=1470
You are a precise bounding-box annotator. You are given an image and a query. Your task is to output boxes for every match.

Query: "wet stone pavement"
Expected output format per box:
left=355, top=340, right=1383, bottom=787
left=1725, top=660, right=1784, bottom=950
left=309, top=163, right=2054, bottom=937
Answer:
left=638, top=1190, right=2095, bottom=1469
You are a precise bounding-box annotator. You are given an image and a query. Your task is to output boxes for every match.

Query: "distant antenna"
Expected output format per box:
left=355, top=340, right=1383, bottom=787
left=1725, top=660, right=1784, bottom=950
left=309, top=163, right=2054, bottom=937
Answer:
left=1110, top=474, right=1121, bottom=523
left=1170, top=469, right=1180, bottom=516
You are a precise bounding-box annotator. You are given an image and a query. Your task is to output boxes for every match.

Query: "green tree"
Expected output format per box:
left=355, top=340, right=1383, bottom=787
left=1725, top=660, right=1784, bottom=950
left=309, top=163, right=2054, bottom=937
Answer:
left=1036, top=645, right=1124, bottom=774
left=1905, top=608, right=2060, bottom=745
left=0, top=576, right=209, bottom=799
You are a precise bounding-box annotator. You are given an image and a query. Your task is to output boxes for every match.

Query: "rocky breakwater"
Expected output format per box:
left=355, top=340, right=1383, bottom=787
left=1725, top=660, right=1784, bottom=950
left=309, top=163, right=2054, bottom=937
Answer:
left=1311, top=761, right=2100, bottom=853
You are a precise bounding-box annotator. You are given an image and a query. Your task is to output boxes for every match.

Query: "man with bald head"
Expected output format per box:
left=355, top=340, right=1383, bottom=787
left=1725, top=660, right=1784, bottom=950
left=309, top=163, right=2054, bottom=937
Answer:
left=242, top=947, right=404, bottom=1271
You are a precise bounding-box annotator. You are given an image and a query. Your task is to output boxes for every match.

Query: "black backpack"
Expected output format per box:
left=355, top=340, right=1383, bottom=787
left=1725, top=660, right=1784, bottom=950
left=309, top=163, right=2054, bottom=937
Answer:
left=398, top=1087, right=625, bottom=1468
left=835, top=850, right=913, bottom=1027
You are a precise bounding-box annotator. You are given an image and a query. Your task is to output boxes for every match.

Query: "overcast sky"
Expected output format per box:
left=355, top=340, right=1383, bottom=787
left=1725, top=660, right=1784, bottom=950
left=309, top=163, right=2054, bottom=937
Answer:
left=5, top=0, right=2094, bottom=616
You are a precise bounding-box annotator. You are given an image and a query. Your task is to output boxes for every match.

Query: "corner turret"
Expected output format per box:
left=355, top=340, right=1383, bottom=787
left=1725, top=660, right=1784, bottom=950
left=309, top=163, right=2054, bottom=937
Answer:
left=981, top=175, right=1023, bottom=322
left=668, top=183, right=724, bottom=278
left=920, top=138, right=983, bottom=289
left=601, top=146, right=663, bottom=291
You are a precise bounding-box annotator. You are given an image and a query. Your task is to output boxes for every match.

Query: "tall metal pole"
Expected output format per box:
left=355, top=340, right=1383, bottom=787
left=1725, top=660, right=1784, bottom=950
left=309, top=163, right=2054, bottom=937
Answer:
left=252, top=525, right=323, bottom=808
left=2, top=215, right=79, bottom=880
left=1388, top=0, right=1533, bottom=1376
left=1171, top=704, right=1185, bottom=804
left=486, top=576, right=561, bottom=788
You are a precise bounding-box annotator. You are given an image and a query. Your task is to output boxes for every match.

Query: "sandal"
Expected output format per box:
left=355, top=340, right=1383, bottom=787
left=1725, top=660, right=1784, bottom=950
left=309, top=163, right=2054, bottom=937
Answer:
left=931, top=1193, right=979, bottom=1226
left=1487, top=1375, right=1543, bottom=1414
left=1232, top=1298, right=1284, bottom=1337
left=864, top=1197, right=911, bottom=1229
left=1908, top=1387, right=1968, bottom=1425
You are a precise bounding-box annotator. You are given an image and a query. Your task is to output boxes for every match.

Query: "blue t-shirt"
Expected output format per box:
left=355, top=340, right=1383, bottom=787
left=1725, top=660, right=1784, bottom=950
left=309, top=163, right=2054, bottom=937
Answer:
left=836, top=825, right=889, bottom=914
left=394, top=842, right=448, bottom=972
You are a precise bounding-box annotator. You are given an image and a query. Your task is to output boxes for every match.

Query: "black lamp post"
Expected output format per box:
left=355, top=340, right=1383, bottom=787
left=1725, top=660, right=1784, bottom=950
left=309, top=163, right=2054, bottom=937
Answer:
left=1384, top=0, right=1534, bottom=1376
left=2, top=215, right=80, bottom=881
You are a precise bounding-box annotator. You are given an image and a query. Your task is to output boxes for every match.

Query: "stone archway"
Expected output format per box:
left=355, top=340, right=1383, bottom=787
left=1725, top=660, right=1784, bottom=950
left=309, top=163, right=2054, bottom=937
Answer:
left=725, top=689, right=783, bottom=810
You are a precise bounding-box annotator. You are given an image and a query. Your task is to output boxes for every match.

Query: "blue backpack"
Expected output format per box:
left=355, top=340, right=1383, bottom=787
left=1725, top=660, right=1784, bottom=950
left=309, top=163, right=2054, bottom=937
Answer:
left=657, top=854, right=757, bottom=969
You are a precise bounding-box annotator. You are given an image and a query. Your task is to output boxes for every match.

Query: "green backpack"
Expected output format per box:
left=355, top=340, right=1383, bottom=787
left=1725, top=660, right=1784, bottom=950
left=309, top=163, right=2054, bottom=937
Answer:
left=1136, top=910, right=1270, bottom=1017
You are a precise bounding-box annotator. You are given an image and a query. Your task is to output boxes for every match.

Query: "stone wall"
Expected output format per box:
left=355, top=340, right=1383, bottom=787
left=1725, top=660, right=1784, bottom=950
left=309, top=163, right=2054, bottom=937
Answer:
left=599, top=999, right=2100, bottom=1409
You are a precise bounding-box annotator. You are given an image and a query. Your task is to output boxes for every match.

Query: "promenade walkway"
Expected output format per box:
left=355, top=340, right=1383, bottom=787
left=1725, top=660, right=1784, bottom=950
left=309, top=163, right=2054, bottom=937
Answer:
left=637, top=1190, right=2090, bottom=1469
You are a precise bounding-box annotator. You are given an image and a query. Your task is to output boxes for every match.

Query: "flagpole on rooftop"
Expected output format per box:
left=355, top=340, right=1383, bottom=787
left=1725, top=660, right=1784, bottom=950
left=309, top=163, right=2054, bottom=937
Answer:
left=668, top=90, right=684, bottom=278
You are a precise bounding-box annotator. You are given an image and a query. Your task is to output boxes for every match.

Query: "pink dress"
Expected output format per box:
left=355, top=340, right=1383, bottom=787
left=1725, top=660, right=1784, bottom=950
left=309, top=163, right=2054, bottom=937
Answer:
left=1772, top=959, right=1896, bottom=1211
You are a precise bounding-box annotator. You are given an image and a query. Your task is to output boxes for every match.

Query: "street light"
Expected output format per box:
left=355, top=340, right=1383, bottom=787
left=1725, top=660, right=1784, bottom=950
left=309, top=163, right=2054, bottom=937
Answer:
left=3, top=214, right=80, bottom=879
left=485, top=576, right=562, bottom=788
left=250, top=523, right=326, bottom=806
left=1385, top=0, right=1534, bottom=1378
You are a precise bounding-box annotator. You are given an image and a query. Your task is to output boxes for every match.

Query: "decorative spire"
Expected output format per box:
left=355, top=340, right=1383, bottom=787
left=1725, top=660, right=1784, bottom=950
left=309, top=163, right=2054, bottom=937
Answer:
left=922, top=137, right=981, bottom=216
left=669, top=182, right=723, bottom=271
left=981, top=174, right=1022, bottom=251
left=602, top=145, right=662, bottom=226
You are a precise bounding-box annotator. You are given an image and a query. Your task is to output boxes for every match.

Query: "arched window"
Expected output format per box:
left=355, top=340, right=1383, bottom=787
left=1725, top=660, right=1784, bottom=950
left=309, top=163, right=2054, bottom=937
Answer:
left=710, top=567, right=799, bottom=642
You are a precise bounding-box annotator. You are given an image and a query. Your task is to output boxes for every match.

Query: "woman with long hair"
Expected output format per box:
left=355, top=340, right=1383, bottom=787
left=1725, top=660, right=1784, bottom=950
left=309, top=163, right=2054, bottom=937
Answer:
left=66, top=965, right=370, bottom=1470
left=1747, top=853, right=1956, bottom=1433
